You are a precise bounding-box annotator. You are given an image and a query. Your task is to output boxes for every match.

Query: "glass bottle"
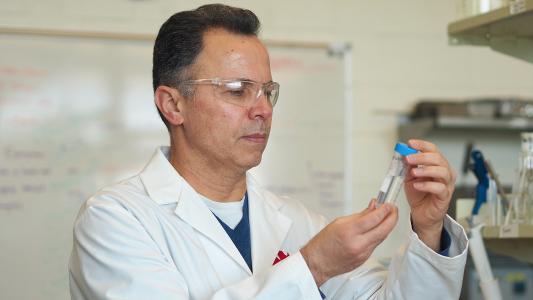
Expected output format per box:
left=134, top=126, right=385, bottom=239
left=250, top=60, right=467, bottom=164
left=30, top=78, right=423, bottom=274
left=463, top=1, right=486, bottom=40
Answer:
left=512, top=132, right=533, bottom=224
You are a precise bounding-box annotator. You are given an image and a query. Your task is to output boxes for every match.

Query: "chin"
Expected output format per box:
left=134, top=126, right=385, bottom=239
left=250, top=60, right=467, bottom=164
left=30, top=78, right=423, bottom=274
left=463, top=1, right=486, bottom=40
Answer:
left=239, top=154, right=263, bottom=171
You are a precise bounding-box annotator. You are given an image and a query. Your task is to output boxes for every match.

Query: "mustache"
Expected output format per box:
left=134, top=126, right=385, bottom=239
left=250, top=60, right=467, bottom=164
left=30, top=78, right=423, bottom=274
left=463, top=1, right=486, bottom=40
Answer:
left=242, top=121, right=270, bottom=135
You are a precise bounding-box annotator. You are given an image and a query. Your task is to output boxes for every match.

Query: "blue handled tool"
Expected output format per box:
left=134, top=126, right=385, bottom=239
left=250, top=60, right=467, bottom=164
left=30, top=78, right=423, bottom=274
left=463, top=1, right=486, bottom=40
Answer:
left=470, top=150, right=489, bottom=215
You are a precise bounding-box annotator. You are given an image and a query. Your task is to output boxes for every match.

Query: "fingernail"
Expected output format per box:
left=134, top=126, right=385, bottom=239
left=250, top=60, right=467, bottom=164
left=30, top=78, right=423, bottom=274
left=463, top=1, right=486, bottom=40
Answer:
left=412, top=168, right=421, bottom=176
left=367, top=199, right=373, bottom=209
left=414, top=182, right=423, bottom=188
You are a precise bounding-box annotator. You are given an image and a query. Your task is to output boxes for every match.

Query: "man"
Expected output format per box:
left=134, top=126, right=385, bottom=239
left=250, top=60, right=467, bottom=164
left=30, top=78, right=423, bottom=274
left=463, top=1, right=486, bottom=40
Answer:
left=69, top=4, right=468, bottom=299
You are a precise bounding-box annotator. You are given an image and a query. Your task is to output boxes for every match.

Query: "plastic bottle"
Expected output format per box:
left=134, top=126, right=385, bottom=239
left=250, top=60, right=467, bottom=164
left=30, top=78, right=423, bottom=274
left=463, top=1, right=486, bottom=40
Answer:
left=377, top=142, right=419, bottom=205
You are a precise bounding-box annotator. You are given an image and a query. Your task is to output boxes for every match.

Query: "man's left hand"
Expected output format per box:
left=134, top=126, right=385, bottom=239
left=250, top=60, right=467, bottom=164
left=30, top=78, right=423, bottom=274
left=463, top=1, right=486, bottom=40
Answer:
left=404, top=139, right=457, bottom=252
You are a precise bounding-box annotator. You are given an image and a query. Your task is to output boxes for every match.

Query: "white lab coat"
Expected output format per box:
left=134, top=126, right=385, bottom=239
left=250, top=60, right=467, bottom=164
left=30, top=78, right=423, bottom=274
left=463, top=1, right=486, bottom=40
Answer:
left=69, top=147, right=468, bottom=300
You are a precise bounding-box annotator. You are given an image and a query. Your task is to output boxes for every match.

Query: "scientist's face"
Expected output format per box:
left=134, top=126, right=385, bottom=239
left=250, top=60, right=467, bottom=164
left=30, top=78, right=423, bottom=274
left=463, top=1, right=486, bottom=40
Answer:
left=179, top=28, right=273, bottom=172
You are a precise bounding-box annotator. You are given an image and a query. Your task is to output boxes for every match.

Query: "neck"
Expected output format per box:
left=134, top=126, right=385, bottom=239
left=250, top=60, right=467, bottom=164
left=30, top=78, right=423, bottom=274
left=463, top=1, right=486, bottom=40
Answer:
left=169, top=140, right=247, bottom=202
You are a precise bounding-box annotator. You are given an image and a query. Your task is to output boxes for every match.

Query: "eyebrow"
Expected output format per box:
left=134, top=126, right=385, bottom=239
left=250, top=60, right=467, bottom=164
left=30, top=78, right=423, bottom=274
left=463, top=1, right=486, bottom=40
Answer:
left=233, top=77, right=255, bottom=82
left=233, top=78, right=274, bottom=84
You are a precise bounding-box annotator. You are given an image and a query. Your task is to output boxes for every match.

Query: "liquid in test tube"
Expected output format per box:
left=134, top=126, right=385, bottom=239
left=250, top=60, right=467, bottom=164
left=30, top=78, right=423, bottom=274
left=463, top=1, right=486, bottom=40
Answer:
left=377, top=142, right=418, bottom=205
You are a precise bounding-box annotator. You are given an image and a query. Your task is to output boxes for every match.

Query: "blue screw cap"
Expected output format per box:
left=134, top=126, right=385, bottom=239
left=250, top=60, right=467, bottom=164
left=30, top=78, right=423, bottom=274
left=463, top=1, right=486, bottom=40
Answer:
left=394, top=142, right=418, bottom=156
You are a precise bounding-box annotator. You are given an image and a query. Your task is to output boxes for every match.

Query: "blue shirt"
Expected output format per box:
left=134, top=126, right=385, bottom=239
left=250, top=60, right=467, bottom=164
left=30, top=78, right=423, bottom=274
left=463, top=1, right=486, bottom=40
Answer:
left=212, top=192, right=253, bottom=272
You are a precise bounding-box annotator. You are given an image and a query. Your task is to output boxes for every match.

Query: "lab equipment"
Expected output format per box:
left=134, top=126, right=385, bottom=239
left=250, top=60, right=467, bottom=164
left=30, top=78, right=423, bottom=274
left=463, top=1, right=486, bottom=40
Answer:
left=377, top=142, right=418, bottom=205
left=484, top=160, right=509, bottom=217
left=464, top=148, right=504, bottom=300
left=465, top=146, right=508, bottom=224
left=470, top=149, right=490, bottom=216
left=467, top=222, right=503, bottom=300
left=487, top=179, right=499, bottom=226
left=508, top=132, right=533, bottom=225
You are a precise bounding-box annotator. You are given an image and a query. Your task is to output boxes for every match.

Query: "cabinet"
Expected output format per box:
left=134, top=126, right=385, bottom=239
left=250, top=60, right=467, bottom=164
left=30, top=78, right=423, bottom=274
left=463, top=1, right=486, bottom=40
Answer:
left=448, top=0, right=533, bottom=63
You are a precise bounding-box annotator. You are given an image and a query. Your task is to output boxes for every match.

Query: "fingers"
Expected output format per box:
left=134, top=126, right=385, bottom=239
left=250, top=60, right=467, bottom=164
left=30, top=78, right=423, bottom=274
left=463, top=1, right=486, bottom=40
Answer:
left=367, top=199, right=377, bottom=210
left=406, top=139, right=452, bottom=173
left=354, top=199, right=378, bottom=217
left=412, top=181, right=450, bottom=199
left=408, top=139, right=437, bottom=153
left=405, top=140, right=457, bottom=197
left=304, top=203, right=398, bottom=282
left=451, top=167, right=457, bottom=183
left=406, top=139, right=447, bottom=166
left=363, top=205, right=399, bottom=245
left=350, top=199, right=376, bottom=220
left=411, top=165, right=452, bottom=183
left=406, top=152, right=448, bottom=168
left=355, top=204, right=394, bottom=233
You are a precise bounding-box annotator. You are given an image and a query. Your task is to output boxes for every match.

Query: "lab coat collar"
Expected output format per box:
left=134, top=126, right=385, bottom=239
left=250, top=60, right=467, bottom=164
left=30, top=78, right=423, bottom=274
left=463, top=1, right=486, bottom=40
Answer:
left=139, top=147, right=292, bottom=274
left=139, top=146, right=182, bottom=205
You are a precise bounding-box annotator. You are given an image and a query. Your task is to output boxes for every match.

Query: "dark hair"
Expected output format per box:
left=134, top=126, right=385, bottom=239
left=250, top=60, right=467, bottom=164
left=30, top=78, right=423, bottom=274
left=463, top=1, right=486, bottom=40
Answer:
left=152, top=4, right=261, bottom=131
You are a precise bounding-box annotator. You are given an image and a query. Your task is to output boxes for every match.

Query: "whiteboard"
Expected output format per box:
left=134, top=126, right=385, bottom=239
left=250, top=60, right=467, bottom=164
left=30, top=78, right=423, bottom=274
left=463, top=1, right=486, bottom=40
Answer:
left=0, top=34, right=347, bottom=299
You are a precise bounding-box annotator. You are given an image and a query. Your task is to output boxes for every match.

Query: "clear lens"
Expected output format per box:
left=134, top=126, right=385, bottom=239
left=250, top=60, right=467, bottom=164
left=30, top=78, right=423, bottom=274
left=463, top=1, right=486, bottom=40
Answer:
left=219, top=80, right=256, bottom=105
left=264, top=82, right=280, bottom=107
left=181, top=78, right=280, bottom=107
left=217, top=80, right=279, bottom=107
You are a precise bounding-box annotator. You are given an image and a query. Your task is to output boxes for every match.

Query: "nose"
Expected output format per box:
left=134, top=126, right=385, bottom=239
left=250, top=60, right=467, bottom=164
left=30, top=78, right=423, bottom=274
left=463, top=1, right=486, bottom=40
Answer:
left=248, top=92, right=273, bottom=120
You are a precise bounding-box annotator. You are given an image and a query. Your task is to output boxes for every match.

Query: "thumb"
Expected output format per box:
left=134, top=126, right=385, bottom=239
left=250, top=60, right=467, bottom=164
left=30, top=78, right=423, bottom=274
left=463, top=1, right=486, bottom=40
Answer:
left=361, top=199, right=377, bottom=214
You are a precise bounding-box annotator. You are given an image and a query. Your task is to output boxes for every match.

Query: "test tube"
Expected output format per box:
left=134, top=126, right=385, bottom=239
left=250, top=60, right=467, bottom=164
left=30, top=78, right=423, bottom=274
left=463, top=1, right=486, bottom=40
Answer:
left=377, top=142, right=418, bottom=205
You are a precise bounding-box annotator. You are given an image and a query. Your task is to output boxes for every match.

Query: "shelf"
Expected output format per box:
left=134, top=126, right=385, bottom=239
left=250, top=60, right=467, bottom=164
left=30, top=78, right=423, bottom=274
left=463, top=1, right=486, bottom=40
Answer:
left=483, top=238, right=533, bottom=263
left=482, top=224, right=533, bottom=263
left=483, top=224, right=533, bottom=238
left=448, top=0, right=533, bottom=63
left=398, top=116, right=533, bottom=140
left=457, top=220, right=533, bottom=263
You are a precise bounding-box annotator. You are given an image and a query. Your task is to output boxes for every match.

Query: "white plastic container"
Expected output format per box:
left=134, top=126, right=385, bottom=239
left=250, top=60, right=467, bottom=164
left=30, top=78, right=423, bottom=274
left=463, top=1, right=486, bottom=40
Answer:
left=377, top=142, right=418, bottom=205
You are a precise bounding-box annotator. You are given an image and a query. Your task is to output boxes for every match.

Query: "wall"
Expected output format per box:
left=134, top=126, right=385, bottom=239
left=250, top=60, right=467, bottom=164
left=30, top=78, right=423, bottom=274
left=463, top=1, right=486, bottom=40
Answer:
left=1, top=0, right=533, bottom=263
left=0, top=34, right=349, bottom=299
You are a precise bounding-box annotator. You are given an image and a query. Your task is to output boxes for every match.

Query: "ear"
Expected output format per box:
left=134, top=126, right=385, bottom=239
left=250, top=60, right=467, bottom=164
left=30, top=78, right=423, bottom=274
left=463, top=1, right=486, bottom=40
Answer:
left=154, top=85, right=186, bottom=126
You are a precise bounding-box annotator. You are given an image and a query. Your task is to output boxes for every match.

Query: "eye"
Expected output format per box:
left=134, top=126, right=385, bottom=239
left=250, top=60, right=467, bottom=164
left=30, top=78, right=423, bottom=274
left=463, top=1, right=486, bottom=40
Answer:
left=228, top=89, right=245, bottom=97
left=223, top=81, right=252, bottom=98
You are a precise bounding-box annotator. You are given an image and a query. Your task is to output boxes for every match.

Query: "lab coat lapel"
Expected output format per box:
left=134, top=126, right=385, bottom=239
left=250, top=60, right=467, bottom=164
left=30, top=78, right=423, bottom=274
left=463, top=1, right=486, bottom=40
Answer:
left=174, top=184, right=253, bottom=275
left=247, top=176, right=292, bottom=273
left=140, top=147, right=252, bottom=275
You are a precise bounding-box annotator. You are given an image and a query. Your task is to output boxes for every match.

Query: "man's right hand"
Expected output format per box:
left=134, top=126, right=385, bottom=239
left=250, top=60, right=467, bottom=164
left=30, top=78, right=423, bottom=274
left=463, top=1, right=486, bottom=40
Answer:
left=300, top=200, right=398, bottom=286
